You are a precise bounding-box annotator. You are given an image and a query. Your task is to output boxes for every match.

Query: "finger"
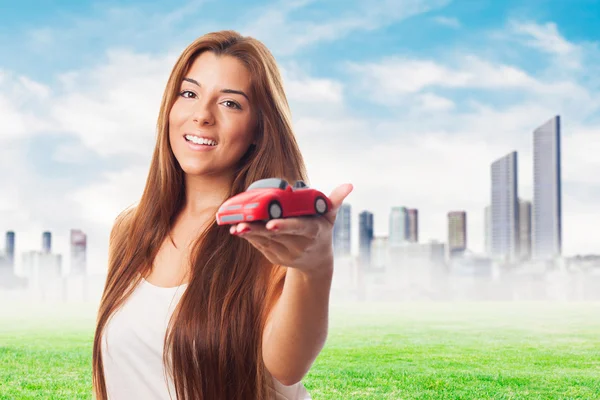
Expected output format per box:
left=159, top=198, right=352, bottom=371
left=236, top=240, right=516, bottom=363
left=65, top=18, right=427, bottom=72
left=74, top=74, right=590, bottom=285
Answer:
left=234, top=218, right=315, bottom=238
left=230, top=221, right=267, bottom=235
left=265, top=217, right=319, bottom=237
left=324, top=183, right=353, bottom=224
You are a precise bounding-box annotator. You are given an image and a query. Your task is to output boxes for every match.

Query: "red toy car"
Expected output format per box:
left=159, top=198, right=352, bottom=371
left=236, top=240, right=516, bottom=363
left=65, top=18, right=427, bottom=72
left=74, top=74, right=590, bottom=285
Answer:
left=216, top=178, right=332, bottom=225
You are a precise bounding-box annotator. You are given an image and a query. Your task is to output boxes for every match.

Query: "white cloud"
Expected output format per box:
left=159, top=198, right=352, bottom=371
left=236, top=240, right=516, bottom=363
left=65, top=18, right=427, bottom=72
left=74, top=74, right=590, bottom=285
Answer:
left=313, top=46, right=600, bottom=256
left=18, top=76, right=51, bottom=99
left=280, top=63, right=346, bottom=118
left=561, top=125, right=600, bottom=186
left=507, top=20, right=583, bottom=70
left=432, top=16, right=461, bottom=29
left=50, top=49, right=176, bottom=157
left=0, top=95, right=30, bottom=139
left=0, top=142, right=25, bottom=214
left=25, top=27, right=55, bottom=50
left=18, top=1, right=216, bottom=58
left=417, top=93, right=455, bottom=111
left=68, top=167, right=146, bottom=227
left=285, top=74, right=344, bottom=105
left=296, top=109, right=600, bottom=257
left=1, top=10, right=599, bottom=280
left=347, top=54, right=584, bottom=99
left=244, top=0, right=451, bottom=55
left=509, top=20, right=577, bottom=57
left=0, top=72, right=52, bottom=139
left=52, top=141, right=99, bottom=164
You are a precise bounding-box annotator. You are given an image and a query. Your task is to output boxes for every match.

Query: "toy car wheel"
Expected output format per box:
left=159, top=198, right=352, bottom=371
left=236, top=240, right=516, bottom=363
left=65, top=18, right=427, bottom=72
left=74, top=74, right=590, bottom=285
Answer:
left=268, top=201, right=283, bottom=219
left=314, top=196, right=328, bottom=214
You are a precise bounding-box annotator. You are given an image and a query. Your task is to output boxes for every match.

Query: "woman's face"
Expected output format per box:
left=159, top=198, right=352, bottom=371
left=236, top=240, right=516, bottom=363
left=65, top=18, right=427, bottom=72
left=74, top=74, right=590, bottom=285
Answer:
left=169, top=51, right=257, bottom=178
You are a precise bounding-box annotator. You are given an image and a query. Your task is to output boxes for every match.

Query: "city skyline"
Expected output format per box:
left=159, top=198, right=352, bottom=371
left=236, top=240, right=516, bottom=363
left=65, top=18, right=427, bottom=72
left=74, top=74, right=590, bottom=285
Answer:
left=2, top=2, right=600, bottom=275
left=0, top=229, right=88, bottom=281
left=331, top=114, right=594, bottom=262
left=2, top=110, right=596, bottom=281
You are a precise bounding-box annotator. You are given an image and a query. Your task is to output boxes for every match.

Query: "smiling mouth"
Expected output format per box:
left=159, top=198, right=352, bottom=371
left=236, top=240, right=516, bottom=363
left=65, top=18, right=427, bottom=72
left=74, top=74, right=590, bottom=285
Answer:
left=184, top=134, right=218, bottom=146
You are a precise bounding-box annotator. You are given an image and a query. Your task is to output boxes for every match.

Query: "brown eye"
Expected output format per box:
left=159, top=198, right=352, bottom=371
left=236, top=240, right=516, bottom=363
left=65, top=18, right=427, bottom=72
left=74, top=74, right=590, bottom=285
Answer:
left=223, top=100, right=241, bottom=110
left=180, top=90, right=196, bottom=98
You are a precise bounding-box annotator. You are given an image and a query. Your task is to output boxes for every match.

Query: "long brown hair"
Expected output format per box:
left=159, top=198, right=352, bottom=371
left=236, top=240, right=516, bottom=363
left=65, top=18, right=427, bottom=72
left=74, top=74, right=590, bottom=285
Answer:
left=92, top=30, right=308, bottom=400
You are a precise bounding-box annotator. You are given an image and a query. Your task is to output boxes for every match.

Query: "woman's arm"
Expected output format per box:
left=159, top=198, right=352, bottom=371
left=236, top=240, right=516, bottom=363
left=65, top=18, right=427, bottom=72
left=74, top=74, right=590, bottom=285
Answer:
left=232, top=184, right=353, bottom=385
left=262, top=260, right=334, bottom=386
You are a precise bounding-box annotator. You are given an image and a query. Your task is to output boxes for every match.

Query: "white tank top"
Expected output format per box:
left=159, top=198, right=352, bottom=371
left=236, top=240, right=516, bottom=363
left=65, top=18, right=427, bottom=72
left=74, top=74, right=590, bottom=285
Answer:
left=101, top=277, right=312, bottom=400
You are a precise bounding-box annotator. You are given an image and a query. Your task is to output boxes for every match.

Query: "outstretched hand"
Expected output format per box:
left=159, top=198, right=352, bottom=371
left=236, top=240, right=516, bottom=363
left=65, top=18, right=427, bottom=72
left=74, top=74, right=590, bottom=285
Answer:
left=229, top=183, right=354, bottom=277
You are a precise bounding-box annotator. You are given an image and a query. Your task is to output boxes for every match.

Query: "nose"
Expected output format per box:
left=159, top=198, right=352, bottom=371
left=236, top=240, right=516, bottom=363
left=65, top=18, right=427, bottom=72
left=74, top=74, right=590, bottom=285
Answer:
left=192, top=101, right=215, bottom=126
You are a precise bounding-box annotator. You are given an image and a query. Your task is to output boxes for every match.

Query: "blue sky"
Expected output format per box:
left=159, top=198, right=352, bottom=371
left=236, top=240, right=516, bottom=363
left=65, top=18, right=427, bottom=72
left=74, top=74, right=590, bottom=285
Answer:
left=1, top=0, right=599, bottom=273
left=2, top=0, right=599, bottom=80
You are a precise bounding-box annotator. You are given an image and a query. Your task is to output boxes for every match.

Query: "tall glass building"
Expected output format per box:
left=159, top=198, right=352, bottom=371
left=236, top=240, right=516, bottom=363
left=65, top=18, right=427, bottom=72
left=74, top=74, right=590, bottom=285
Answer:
left=42, top=231, right=52, bottom=253
left=333, top=203, right=351, bottom=257
left=484, top=205, right=491, bottom=255
left=448, top=211, right=467, bottom=256
left=407, top=209, right=419, bottom=243
left=5, top=231, right=15, bottom=267
left=518, top=199, right=532, bottom=261
left=70, top=229, right=87, bottom=276
left=491, top=151, right=519, bottom=261
left=389, top=206, right=408, bottom=246
left=358, top=211, right=374, bottom=267
left=533, top=116, right=562, bottom=260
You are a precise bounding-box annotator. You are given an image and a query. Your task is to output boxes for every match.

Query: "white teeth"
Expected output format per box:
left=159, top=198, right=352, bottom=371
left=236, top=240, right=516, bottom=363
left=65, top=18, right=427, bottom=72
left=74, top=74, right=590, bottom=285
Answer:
left=185, top=135, right=217, bottom=146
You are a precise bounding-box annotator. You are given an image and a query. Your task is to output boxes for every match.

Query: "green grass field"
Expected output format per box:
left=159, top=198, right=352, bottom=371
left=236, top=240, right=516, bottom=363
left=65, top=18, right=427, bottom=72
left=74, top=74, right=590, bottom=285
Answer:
left=1, top=302, right=599, bottom=399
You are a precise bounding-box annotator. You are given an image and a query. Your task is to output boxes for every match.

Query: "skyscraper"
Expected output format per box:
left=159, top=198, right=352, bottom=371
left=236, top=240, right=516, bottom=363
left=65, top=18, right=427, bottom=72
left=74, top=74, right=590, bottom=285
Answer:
left=5, top=231, right=15, bottom=267
left=358, top=211, right=374, bottom=267
left=70, top=229, right=87, bottom=276
left=491, top=151, right=519, bottom=261
left=484, top=205, right=491, bottom=255
left=448, top=211, right=467, bottom=256
left=407, top=209, right=419, bottom=243
left=333, top=203, right=351, bottom=257
left=1, top=231, right=23, bottom=289
left=519, top=199, right=532, bottom=261
left=42, top=231, right=52, bottom=253
left=389, top=207, right=408, bottom=246
left=533, top=115, right=562, bottom=260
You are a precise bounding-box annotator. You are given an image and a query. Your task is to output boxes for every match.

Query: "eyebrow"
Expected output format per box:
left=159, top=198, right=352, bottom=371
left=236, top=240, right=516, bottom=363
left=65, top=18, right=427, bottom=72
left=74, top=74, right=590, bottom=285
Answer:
left=182, top=77, right=250, bottom=101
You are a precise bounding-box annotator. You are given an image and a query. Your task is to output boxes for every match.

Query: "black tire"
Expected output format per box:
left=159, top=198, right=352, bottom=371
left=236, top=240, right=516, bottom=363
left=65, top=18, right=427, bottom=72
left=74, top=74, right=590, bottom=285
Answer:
left=267, top=200, right=283, bottom=220
left=314, top=196, right=328, bottom=215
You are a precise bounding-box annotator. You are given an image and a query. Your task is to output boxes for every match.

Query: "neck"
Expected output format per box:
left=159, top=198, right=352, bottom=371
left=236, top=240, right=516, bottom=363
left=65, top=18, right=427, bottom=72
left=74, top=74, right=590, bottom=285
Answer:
left=182, top=171, right=234, bottom=218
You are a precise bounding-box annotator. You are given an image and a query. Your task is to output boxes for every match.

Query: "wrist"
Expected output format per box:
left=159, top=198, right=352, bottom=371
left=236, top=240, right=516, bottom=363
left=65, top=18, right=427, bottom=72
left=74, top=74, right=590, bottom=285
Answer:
left=299, top=257, right=334, bottom=281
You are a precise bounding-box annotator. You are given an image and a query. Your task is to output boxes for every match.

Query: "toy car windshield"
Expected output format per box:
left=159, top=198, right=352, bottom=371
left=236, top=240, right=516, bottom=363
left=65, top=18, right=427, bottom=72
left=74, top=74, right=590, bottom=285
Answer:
left=293, top=181, right=308, bottom=189
left=247, top=178, right=288, bottom=191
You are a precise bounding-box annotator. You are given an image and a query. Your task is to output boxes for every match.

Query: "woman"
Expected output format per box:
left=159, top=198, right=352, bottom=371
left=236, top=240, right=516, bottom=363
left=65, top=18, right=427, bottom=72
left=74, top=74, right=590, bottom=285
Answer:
left=92, top=30, right=353, bottom=400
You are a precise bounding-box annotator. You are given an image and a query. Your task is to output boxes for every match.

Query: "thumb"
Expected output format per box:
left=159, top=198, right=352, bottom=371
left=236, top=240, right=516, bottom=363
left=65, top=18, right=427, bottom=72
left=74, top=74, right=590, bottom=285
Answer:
left=324, top=183, right=353, bottom=224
